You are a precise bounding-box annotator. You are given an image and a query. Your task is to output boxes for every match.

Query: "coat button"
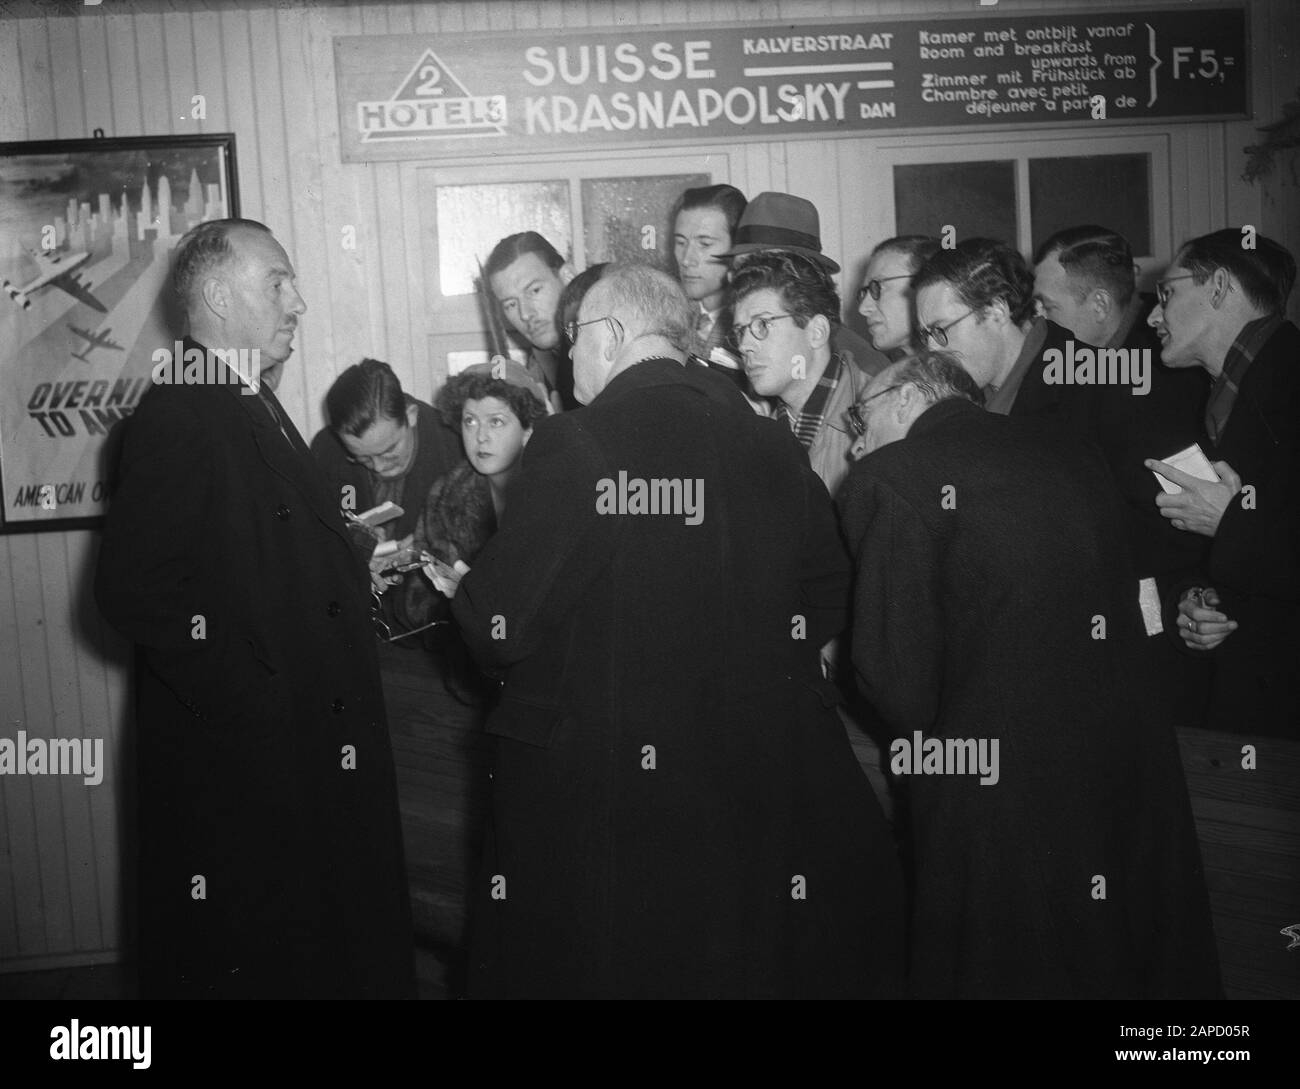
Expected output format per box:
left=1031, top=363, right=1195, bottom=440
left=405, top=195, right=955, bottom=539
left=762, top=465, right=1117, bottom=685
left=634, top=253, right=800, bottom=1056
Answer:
left=332, top=698, right=345, bottom=713
left=276, top=504, right=291, bottom=520
left=327, top=601, right=341, bottom=617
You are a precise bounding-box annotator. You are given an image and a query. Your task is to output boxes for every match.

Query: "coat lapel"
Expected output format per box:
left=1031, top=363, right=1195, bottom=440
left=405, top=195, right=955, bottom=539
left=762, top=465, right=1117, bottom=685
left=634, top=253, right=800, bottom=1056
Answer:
left=222, top=374, right=353, bottom=552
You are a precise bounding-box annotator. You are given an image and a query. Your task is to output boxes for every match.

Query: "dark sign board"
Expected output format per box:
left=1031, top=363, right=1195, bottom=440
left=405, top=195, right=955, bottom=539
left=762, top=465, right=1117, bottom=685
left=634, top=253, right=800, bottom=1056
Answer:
left=335, top=6, right=1249, bottom=162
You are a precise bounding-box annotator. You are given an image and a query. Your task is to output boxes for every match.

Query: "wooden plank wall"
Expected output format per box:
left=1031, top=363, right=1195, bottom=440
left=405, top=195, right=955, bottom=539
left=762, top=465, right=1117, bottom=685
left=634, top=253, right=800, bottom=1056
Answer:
left=0, top=0, right=1295, bottom=972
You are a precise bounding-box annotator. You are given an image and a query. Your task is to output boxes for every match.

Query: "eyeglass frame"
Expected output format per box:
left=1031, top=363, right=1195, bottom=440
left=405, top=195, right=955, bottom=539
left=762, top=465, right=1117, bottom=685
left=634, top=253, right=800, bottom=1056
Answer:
left=847, top=384, right=903, bottom=437
left=564, top=314, right=623, bottom=345
left=856, top=275, right=912, bottom=304
left=370, top=587, right=450, bottom=643
left=1155, top=274, right=1196, bottom=307
left=730, top=312, right=798, bottom=345
left=918, top=308, right=977, bottom=348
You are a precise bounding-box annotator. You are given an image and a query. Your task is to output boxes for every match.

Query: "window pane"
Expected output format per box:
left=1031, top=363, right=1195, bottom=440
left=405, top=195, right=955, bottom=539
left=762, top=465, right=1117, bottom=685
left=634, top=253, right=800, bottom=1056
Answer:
left=1029, top=154, right=1151, bottom=257
left=435, top=180, right=571, bottom=296
left=893, top=161, right=1017, bottom=247
left=581, top=174, right=710, bottom=270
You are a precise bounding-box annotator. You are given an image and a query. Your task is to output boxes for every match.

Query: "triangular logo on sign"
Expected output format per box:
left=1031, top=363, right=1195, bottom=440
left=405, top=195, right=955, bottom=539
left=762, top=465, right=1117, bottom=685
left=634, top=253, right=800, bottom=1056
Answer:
left=359, top=46, right=508, bottom=141
left=393, top=49, right=456, bottom=99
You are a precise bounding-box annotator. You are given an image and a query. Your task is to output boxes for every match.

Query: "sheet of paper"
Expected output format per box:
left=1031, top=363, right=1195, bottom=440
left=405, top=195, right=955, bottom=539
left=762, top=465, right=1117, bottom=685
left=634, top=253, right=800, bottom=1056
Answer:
left=1152, top=443, right=1217, bottom=495
left=1138, top=577, right=1164, bottom=636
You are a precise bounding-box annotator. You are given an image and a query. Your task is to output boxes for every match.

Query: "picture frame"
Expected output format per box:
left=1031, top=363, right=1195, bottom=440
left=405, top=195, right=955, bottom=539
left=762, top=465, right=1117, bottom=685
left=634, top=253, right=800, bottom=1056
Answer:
left=0, top=133, right=240, bottom=534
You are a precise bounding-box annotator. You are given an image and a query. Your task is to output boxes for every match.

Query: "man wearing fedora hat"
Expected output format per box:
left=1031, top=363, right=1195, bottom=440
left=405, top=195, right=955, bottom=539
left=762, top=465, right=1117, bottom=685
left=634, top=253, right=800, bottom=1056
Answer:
left=721, top=191, right=888, bottom=383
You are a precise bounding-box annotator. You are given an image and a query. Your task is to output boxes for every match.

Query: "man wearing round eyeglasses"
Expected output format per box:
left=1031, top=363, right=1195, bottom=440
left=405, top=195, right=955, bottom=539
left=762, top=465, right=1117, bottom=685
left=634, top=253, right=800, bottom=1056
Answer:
left=719, top=191, right=888, bottom=384
left=1145, top=229, right=1300, bottom=739
left=912, top=238, right=1066, bottom=410
left=730, top=250, right=861, bottom=496
left=312, top=359, right=464, bottom=604
left=837, top=350, right=1220, bottom=999
left=857, top=236, right=940, bottom=359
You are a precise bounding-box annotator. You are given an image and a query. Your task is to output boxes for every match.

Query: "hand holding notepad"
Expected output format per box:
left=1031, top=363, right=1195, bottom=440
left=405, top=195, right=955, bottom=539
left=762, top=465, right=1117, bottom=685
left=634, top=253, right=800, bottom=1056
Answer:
left=1148, top=444, right=1218, bottom=494
left=1145, top=445, right=1243, bottom=538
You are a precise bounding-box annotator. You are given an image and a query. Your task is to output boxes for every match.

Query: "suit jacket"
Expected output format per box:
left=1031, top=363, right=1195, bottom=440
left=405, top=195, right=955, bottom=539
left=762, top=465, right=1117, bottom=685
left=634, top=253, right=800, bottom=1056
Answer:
left=1167, top=319, right=1300, bottom=736
left=452, top=359, right=903, bottom=998
left=95, top=338, right=414, bottom=998
left=689, top=305, right=730, bottom=359
left=839, top=399, right=1220, bottom=999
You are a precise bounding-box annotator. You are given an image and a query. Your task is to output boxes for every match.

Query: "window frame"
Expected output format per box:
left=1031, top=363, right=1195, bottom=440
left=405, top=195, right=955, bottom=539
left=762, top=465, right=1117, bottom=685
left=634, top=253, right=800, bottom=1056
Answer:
left=862, top=130, right=1171, bottom=279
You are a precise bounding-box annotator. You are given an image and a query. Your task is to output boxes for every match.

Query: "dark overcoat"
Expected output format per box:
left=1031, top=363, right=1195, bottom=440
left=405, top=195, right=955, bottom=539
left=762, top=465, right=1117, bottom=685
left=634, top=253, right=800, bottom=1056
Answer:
left=95, top=339, right=414, bottom=998
left=1167, top=319, right=1300, bottom=737
left=452, top=359, right=904, bottom=999
left=1011, top=316, right=1214, bottom=733
left=839, top=398, right=1220, bottom=999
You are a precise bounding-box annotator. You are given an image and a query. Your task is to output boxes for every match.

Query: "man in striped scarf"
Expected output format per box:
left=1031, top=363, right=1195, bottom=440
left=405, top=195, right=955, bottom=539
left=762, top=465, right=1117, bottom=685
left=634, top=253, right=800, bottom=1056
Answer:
left=730, top=250, right=862, bottom=497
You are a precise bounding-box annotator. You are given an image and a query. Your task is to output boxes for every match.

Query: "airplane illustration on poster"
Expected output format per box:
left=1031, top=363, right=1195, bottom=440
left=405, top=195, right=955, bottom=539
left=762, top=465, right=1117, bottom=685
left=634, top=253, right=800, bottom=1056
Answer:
left=66, top=323, right=124, bottom=362
left=2, top=247, right=106, bottom=313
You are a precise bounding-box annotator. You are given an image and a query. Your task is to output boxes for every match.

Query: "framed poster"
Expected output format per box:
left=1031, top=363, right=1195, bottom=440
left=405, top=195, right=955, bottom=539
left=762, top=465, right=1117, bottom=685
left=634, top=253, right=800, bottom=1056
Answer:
left=0, top=133, right=239, bottom=534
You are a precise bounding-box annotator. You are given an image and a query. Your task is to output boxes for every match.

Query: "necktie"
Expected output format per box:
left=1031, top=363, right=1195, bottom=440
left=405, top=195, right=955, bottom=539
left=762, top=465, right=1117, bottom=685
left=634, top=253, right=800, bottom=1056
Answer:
left=695, top=308, right=713, bottom=351
left=257, top=386, right=295, bottom=450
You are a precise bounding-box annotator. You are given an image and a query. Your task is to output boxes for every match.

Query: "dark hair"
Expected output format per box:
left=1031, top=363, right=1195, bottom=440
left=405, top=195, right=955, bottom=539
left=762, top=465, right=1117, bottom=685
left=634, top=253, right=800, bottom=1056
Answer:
left=325, top=358, right=406, bottom=439
left=913, top=237, right=1036, bottom=326
left=871, top=235, right=942, bottom=275
left=1034, top=225, right=1136, bottom=307
left=671, top=184, right=748, bottom=238
left=171, top=217, right=272, bottom=310
left=557, top=262, right=608, bottom=332
left=436, top=371, right=549, bottom=432
left=1176, top=228, right=1296, bottom=314
left=483, top=231, right=566, bottom=281
left=893, top=350, right=985, bottom=408
left=729, top=250, right=841, bottom=328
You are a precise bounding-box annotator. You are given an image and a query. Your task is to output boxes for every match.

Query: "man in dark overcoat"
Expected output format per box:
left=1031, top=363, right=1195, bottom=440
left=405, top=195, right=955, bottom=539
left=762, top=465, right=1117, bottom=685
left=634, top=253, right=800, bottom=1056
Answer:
left=445, top=263, right=904, bottom=998
left=839, top=351, right=1220, bottom=999
left=95, top=219, right=414, bottom=998
left=1146, top=229, right=1299, bottom=739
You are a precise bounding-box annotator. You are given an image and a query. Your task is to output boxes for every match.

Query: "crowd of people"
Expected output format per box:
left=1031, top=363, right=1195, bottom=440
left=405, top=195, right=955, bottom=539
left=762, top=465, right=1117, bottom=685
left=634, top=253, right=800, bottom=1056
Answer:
left=93, top=176, right=1297, bottom=999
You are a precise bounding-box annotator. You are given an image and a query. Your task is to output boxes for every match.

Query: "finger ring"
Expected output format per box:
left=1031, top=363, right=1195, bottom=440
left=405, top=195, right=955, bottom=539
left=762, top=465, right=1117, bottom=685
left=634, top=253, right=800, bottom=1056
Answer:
left=1188, top=619, right=1197, bottom=634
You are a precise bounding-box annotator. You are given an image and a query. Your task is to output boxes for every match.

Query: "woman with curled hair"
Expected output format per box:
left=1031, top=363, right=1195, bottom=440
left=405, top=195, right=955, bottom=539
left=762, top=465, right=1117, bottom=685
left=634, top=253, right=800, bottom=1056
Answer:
left=403, top=361, right=549, bottom=700
left=415, top=360, right=550, bottom=572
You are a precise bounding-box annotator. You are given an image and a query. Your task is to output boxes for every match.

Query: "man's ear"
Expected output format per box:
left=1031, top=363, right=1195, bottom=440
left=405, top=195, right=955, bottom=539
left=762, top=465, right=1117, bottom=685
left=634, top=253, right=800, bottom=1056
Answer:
left=559, top=263, right=577, bottom=287
left=200, top=275, right=229, bottom=321
left=1091, top=289, right=1114, bottom=322
left=984, top=297, right=1011, bottom=329
left=891, top=382, right=916, bottom=422
left=405, top=400, right=419, bottom=429
left=1211, top=268, right=1232, bottom=308
left=602, top=314, right=623, bottom=362
left=807, top=313, right=831, bottom=349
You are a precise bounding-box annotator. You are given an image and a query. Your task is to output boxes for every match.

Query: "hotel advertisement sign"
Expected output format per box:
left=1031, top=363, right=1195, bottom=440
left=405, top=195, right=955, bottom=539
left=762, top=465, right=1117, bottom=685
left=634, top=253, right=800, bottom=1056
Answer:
left=335, top=6, right=1248, bottom=162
